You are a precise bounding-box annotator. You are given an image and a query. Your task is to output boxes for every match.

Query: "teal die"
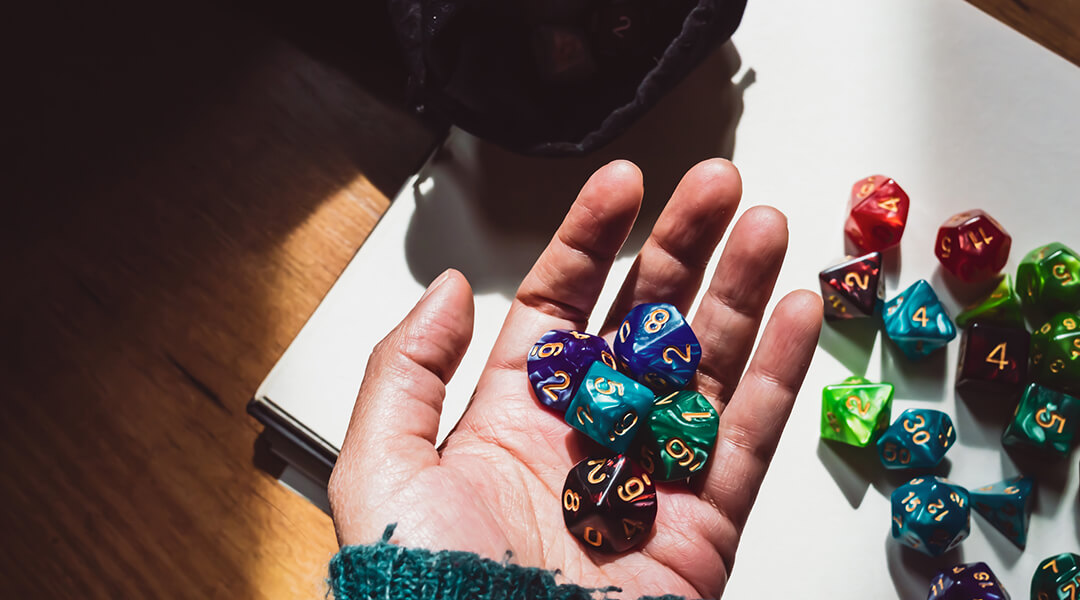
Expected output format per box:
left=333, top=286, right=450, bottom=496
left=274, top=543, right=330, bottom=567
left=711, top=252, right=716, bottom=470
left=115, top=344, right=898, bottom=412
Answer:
left=876, top=409, right=956, bottom=469
left=565, top=362, right=654, bottom=453
left=970, top=476, right=1033, bottom=548
left=891, top=476, right=971, bottom=557
left=883, top=280, right=957, bottom=360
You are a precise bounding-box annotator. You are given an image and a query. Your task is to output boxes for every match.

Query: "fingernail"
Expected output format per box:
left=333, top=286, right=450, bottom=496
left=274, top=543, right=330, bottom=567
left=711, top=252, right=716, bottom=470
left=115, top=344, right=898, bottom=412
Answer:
left=420, top=269, right=452, bottom=302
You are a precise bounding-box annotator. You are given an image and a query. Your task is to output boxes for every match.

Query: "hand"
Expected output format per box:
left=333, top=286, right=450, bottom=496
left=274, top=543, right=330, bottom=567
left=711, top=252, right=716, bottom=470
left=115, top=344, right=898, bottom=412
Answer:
left=328, top=159, right=823, bottom=599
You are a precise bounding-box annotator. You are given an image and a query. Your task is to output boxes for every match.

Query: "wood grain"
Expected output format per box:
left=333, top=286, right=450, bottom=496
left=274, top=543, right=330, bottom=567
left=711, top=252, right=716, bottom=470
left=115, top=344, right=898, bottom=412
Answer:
left=967, top=0, right=1080, bottom=66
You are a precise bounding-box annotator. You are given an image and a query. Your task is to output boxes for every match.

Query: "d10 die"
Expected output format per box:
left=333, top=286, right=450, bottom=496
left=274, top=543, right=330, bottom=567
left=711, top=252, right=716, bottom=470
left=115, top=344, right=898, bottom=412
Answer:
left=638, top=390, right=718, bottom=481
left=1017, top=242, right=1080, bottom=316
left=844, top=175, right=910, bottom=252
left=1002, top=383, right=1080, bottom=457
left=528, top=329, right=618, bottom=413
left=1030, top=312, right=1080, bottom=395
left=819, top=252, right=884, bottom=320
left=561, top=454, right=657, bottom=553
left=1032, top=553, right=1080, bottom=600
left=565, top=362, right=654, bottom=453
left=955, top=275, right=1025, bottom=329
left=934, top=210, right=1012, bottom=283
left=877, top=409, right=955, bottom=469
left=955, top=321, right=1029, bottom=394
left=891, top=476, right=970, bottom=557
left=820, top=376, right=893, bottom=447
left=884, top=280, right=957, bottom=360
left=928, top=562, right=1010, bottom=600
left=613, top=302, right=701, bottom=393
left=970, top=476, right=1033, bottom=548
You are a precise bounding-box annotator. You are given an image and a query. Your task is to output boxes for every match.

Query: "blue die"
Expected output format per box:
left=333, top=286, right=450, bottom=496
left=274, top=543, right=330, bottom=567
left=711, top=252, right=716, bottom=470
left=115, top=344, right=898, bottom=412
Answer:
left=891, top=476, right=970, bottom=557
left=565, top=362, right=654, bottom=453
left=883, top=280, right=956, bottom=360
left=613, top=302, right=701, bottom=393
left=970, top=476, right=1034, bottom=548
left=877, top=409, right=956, bottom=469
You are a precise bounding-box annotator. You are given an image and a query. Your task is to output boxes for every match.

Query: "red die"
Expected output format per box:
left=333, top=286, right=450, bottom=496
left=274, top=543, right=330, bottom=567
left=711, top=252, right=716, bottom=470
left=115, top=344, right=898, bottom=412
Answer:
left=934, top=210, right=1011, bottom=283
left=844, top=175, right=910, bottom=252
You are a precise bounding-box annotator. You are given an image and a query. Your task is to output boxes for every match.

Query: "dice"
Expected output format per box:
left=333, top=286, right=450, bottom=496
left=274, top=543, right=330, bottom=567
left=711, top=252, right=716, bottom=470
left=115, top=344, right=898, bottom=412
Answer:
left=1030, top=312, right=1080, bottom=394
left=1032, top=553, right=1080, bottom=600
left=638, top=390, right=718, bottom=481
left=561, top=454, right=657, bottom=553
left=955, top=321, right=1029, bottom=394
left=882, top=280, right=956, bottom=360
left=970, top=476, right=1033, bottom=548
left=843, top=175, right=910, bottom=252
left=528, top=330, right=618, bottom=413
left=820, top=376, right=893, bottom=447
left=1017, top=242, right=1080, bottom=316
left=531, top=25, right=597, bottom=84
left=565, top=362, right=654, bottom=453
left=955, top=275, right=1025, bottom=329
left=928, top=562, right=1010, bottom=600
left=890, top=476, right=970, bottom=557
left=613, top=303, right=701, bottom=393
left=877, top=409, right=955, bottom=469
left=1002, top=383, right=1080, bottom=457
left=819, top=252, right=884, bottom=321
left=934, top=210, right=1012, bottom=283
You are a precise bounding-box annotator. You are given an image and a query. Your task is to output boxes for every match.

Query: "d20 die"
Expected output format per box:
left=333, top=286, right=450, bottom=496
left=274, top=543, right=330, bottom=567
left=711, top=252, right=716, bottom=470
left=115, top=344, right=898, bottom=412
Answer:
left=565, top=362, right=654, bottom=453
left=955, top=322, right=1029, bottom=394
left=638, top=390, right=718, bottom=481
left=561, top=454, right=656, bottom=553
left=1002, top=383, right=1080, bottom=457
left=819, top=252, right=884, bottom=320
left=820, top=376, right=893, bottom=447
left=528, top=329, right=618, bottom=413
left=970, top=476, right=1034, bottom=548
left=844, top=175, right=910, bottom=252
left=1030, top=312, right=1080, bottom=395
left=613, top=302, right=701, bottom=393
left=891, top=476, right=970, bottom=557
left=884, top=280, right=957, bottom=360
left=955, top=274, right=1025, bottom=329
left=877, top=409, right=956, bottom=470
left=928, top=562, right=1010, bottom=600
left=934, top=210, right=1012, bottom=283
left=1032, top=553, right=1080, bottom=600
left=1017, top=242, right=1080, bottom=316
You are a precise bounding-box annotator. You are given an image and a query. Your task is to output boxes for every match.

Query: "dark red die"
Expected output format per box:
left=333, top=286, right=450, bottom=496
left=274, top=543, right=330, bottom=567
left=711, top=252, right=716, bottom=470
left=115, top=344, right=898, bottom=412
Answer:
left=819, top=251, right=884, bottom=321
left=561, top=454, right=656, bottom=553
left=844, top=175, right=910, bottom=252
left=935, top=210, right=1012, bottom=283
left=956, top=321, right=1029, bottom=394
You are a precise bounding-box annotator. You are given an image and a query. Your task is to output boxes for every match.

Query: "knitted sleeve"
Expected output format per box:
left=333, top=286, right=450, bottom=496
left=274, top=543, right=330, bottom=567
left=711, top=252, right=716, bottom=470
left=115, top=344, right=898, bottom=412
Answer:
left=328, top=524, right=688, bottom=600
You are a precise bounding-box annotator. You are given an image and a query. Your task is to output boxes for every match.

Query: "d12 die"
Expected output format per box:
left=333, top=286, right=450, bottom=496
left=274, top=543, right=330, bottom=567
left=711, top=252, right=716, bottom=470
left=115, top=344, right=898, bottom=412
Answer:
left=955, top=275, right=1025, bottom=329
left=844, top=175, right=910, bottom=252
left=819, top=252, right=884, bottom=320
left=639, top=390, right=718, bottom=481
left=1032, top=553, right=1080, bottom=600
left=1030, top=312, right=1080, bottom=394
left=1017, top=242, right=1080, bottom=316
left=528, top=330, right=618, bottom=413
left=955, top=321, right=1029, bottom=394
left=877, top=409, right=955, bottom=469
left=613, top=302, right=701, bottom=393
left=970, top=476, right=1033, bottom=548
left=891, top=476, right=970, bottom=557
left=565, top=362, right=654, bottom=453
left=561, top=454, right=657, bottom=553
left=884, top=280, right=957, bottom=360
left=928, top=562, right=1010, bottom=600
left=1002, top=383, right=1080, bottom=457
left=934, top=210, right=1012, bottom=283
left=820, top=376, right=893, bottom=447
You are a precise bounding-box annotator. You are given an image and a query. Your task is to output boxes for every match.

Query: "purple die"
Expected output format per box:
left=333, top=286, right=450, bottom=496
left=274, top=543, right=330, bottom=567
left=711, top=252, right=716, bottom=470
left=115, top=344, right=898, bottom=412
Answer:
left=613, top=303, right=701, bottom=393
left=928, top=562, right=1009, bottom=600
left=528, top=330, right=618, bottom=413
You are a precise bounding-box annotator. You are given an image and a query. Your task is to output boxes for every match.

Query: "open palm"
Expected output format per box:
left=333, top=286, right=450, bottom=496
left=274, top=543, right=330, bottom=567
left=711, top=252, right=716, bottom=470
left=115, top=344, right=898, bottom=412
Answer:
left=328, top=159, right=823, bottom=599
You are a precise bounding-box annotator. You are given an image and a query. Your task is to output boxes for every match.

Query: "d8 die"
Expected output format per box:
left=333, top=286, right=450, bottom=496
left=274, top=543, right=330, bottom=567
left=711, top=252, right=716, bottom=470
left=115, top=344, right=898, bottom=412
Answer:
left=1032, top=553, right=1080, bottom=600
left=528, top=330, right=618, bottom=413
left=561, top=454, right=657, bottom=553
left=844, top=175, right=910, bottom=252
left=1002, top=383, right=1080, bottom=457
left=565, top=362, right=654, bottom=453
left=971, top=476, right=1033, bottom=548
left=955, top=275, right=1025, bottom=329
left=891, top=476, right=970, bottom=557
left=955, top=321, right=1029, bottom=394
left=638, top=390, right=718, bottom=481
left=819, top=252, right=884, bottom=320
left=884, top=280, right=957, bottom=360
left=1017, top=242, right=1080, bottom=316
left=820, top=376, right=893, bottom=447
left=877, top=409, right=955, bottom=469
left=934, top=210, right=1012, bottom=283
left=1030, top=312, right=1080, bottom=394
left=928, top=562, right=1010, bottom=600
left=613, top=302, right=701, bottom=393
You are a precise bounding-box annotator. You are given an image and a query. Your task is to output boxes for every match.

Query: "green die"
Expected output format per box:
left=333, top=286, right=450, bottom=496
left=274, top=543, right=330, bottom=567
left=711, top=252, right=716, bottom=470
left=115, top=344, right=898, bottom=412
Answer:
left=638, top=390, right=719, bottom=481
left=820, top=376, right=894, bottom=447
left=1017, top=242, right=1080, bottom=316
left=1002, top=383, right=1080, bottom=457
left=1031, top=312, right=1080, bottom=394
left=955, top=274, right=1025, bottom=328
left=1032, top=552, right=1080, bottom=600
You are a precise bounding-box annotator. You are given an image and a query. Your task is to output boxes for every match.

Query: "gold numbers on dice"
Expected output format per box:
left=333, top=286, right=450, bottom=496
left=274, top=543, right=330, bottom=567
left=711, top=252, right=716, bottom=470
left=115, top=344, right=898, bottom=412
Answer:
left=594, top=377, right=625, bottom=397
left=569, top=331, right=590, bottom=340
left=542, top=371, right=571, bottom=401
left=846, top=395, right=871, bottom=416
left=967, top=228, right=993, bottom=249
left=949, top=491, right=966, bottom=507
left=901, top=491, right=921, bottom=513
left=563, top=489, right=581, bottom=512
left=537, top=342, right=563, bottom=358
left=912, top=306, right=929, bottom=327
left=903, top=414, right=926, bottom=433
left=940, top=236, right=953, bottom=259
left=609, top=412, right=638, bottom=440
left=877, top=196, right=901, bottom=212
left=583, top=526, right=603, bottom=547
left=643, top=308, right=670, bottom=333
left=664, top=438, right=696, bottom=467
left=622, top=519, right=645, bottom=538
left=1054, top=263, right=1074, bottom=282
left=927, top=499, right=950, bottom=522
left=845, top=272, right=870, bottom=290
left=617, top=475, right=652, bottom=502
left=1036, top=408, right=1067, bottom=433
left=882, top=442, right=911, bottom=464
left=662, top=344, right=693, bottom=365
left=985, top=342, right=1009, bottom=370
left=586, top=459, right=607, bottom=484
left=601, top=351, right=618, bottom=370
left=576, top=406, right=594, bottom=425
left=618, top=321, right=631, bottom=343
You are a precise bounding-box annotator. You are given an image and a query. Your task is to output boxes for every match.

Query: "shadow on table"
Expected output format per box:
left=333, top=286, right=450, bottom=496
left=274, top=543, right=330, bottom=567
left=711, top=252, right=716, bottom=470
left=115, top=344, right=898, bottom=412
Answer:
left=817, top=317, right=880, bottom=377
left=885, top=532, right=964, bottom=599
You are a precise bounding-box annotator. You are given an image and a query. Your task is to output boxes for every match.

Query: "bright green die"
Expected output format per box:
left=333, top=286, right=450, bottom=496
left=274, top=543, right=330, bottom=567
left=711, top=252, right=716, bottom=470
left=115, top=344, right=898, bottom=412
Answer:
left=1031, top=552, right=1080, bottom=600
left=955, top=274, right=1025, bottom=328
left=820, top=376, right=894, bottom=447
left=1017, top=242, right=1080, bottom=316
left=639, top=390, right=719, bottom=481
left=1030, top=312, right=1080, bottom=394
